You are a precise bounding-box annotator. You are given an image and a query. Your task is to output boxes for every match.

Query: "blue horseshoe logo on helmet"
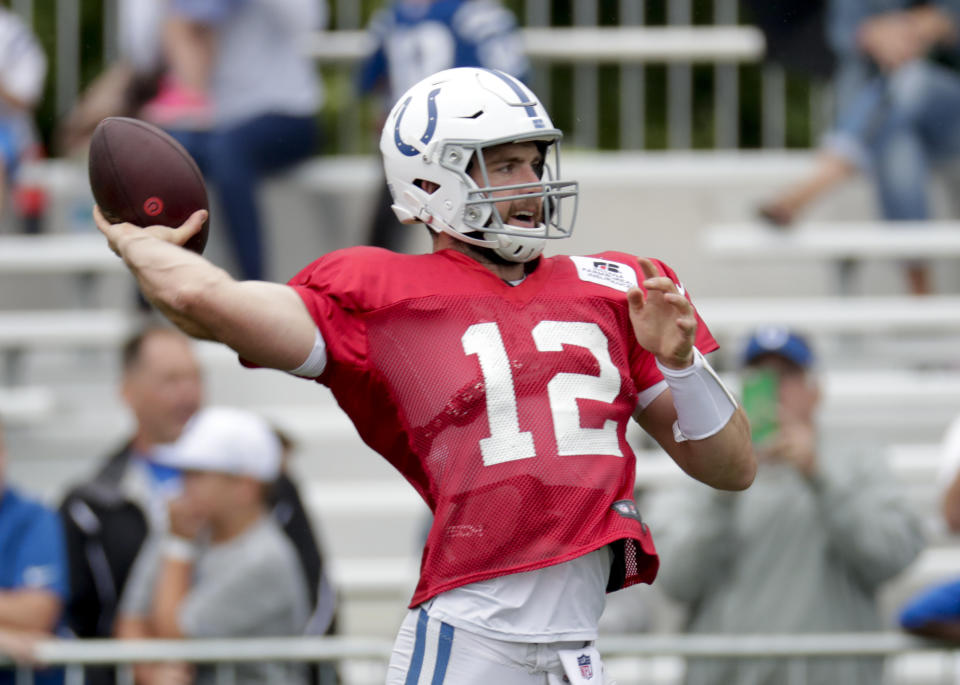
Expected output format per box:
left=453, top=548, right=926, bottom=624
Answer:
left=394, top=88, right=441, bottom=157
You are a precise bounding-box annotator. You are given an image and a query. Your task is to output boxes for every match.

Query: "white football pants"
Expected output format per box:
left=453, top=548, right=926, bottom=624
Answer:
left=385, top=608, right=613, bottom=684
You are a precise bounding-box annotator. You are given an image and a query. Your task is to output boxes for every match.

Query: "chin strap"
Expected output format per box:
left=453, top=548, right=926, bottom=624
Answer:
left=484, top=221, right=549, bottom=263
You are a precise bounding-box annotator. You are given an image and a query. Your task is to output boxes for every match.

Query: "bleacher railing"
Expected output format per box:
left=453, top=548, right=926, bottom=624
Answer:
left=2, top=633, right=959, bottom=685
left=17, top=0, right=829, bottom=156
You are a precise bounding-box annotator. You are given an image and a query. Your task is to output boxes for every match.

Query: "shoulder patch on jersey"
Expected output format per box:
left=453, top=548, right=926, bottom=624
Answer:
left=569, top=256, right=639, bottom=292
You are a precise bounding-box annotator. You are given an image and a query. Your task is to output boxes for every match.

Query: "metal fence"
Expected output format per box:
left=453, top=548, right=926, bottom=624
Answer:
left=2, top=633, right=960, bottom=685
left=11, top=0, right=830, bottom=156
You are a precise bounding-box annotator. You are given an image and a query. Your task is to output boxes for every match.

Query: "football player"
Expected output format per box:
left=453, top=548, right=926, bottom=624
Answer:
left=94, top=67, right=755, bottom=684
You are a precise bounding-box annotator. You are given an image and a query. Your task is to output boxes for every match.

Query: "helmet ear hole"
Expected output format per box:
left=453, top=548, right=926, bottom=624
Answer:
left=414, top=179, right=441, bottom=195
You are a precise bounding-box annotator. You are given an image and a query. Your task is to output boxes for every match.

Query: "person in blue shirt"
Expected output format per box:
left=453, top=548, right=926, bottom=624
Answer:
left=758, top=1, right=960, bottom=295
left=359, top=0, right=528, bottom=103
left=899, top=412, right=960, bottom=641
left=0, top=418, right=69, bottom=685
left=359, top=0, right=529, bottom=252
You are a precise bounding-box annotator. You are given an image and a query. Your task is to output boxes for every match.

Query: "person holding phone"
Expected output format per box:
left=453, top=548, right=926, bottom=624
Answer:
left=739, top=330, right=819, bottom=478
left=645, top=327, right=925, bottom=685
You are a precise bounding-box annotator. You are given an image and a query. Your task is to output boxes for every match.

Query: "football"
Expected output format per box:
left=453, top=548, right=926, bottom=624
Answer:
left=88, top=116, right=209, bottom=254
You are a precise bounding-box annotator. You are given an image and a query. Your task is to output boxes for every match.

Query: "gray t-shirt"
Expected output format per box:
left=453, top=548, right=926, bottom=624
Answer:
left=178, top=0, right=323, bottom=126
left=121, top=515, right=310, bottom=685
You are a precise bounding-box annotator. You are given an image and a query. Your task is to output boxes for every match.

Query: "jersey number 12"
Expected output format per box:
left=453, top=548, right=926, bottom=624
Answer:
left=462, top=320, right=622, bottom=466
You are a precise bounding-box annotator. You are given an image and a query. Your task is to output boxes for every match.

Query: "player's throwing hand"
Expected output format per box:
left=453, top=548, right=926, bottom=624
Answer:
left=93, top=205, right=208, bottom=258
left=627, top=257, right=697, bottom=369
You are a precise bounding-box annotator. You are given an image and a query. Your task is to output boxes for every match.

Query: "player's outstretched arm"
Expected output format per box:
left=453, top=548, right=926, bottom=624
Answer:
left=629, top=258, right=755, bottom=491
left=95, top=206, right=317, bottom=372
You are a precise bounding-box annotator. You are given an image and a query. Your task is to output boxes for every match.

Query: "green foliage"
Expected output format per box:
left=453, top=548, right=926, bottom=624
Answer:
left=25, top=0, right=820, bottom=156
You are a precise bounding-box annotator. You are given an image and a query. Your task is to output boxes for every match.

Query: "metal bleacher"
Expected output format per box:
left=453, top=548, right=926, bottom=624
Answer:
left=705, top=221, right=960, bottom=261
left=704, top=220, right=960, bottom=294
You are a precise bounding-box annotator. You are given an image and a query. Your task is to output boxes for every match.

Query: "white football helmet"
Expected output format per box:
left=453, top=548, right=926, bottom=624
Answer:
left=380, top=67, right=579, bottom=263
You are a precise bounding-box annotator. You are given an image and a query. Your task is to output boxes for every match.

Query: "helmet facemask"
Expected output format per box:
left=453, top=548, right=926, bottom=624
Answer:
left=437, top=134, right=579, bottom=262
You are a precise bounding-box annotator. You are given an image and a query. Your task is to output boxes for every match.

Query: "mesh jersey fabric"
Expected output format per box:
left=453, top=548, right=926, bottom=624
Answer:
left=288, top=247, right=718, bottom=606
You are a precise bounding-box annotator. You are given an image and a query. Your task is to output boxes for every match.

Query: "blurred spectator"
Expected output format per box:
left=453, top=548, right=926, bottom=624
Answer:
left=897, top=412, right=960, bottom=640
left=759, top=1, right=960, bottom=295
left=358, top=0, right=528, bottom=252
left=58, top=326, right=202, bottom=685
left=743, top=0, right=835, bottom=79
left=55, top=0, right=164, bottom=155
left=646, top=327, right=925, bottom=685
left=0, top=416, right=69, bottom=685
left=140, top=12, right=214, bottom=131
left=937, top=413, right=960, bottom=534
left=270, top=427, right=340, bottom=685
left=899, top=578, right=960, bottom=639
left=144, top=0, right=326, bottom=282
left=0, top=7, right=46, bottom=233
left=116, top=407, right=311, bottom=685
left=60, top=326, right=337, bottom=684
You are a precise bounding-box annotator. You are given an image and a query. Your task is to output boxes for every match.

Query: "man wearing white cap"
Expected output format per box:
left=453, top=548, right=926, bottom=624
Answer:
left=116, top=407, right=310, bottom=685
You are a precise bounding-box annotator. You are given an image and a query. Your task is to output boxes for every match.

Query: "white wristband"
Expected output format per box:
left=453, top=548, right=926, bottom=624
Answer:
left=289, top=328, right=328, bottom=378
left=162, top=535, right=198, bottom=562
left=656, top=348, right=738, bottom=442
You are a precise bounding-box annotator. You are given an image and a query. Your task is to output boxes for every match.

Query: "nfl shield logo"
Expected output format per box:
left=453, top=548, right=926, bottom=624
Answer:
left=577, top=653, right=593, bottom=679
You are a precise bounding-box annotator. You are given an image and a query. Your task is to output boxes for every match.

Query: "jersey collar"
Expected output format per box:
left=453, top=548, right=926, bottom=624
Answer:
left=436, top=249, right=555, bottom=304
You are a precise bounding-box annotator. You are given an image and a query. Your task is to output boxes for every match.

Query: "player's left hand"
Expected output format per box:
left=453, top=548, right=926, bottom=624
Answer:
left=628, top=258, right=696, bottom=369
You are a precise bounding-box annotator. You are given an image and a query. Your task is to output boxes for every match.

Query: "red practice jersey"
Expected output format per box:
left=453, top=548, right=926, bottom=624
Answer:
left=288, top=247, right=718, bottom=606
